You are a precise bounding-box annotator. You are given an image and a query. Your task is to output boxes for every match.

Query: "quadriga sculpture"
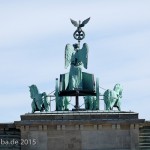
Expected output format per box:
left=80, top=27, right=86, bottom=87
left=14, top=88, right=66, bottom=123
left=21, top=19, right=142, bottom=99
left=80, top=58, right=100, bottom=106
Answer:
left=103, top=84, right=123, bottom=111
left=29, top=85, right=50, bottom=113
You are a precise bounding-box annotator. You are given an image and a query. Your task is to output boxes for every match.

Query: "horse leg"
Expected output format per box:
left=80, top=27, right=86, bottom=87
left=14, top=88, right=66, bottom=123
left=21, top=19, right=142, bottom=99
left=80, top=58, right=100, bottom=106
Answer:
left=117, top=106, right=121, bottom=111
left=31, top=101, right=36, bottom=113
left=110, top=101, right=115, bottom=110
left=31, top=105, right=34, bottom=113
left=110, top=106, right=113, bottom=110
left=105, top=104, right=111, bottom=111
left=40, top=104, right=45, bottom=112
left=116, top=99, right=121, bottom=111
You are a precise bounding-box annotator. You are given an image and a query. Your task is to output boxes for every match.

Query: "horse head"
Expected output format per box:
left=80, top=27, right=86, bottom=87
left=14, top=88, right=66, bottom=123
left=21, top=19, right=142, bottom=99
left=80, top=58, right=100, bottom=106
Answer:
left=29, top=84, right=39, bottom=99
left=113, top=84, right=123, bottom=98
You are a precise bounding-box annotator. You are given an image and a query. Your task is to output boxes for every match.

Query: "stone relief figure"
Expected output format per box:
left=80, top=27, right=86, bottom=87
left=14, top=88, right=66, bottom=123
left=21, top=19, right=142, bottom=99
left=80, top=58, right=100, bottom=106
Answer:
left=29, top=85, right=50, bottom=113
left=84, top=96, right=97, bottom=110
left=103, top=84, right=123, bottom=111
left=65, top=43, right=88, bottom=90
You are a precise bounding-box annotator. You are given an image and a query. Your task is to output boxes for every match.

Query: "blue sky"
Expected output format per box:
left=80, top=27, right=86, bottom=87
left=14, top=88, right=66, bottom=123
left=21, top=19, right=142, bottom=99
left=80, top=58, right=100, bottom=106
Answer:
left=0, top=0, right=150, bottom=122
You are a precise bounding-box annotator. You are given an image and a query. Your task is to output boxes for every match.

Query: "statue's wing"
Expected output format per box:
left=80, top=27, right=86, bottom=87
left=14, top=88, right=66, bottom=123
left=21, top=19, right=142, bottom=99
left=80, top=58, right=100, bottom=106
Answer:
left=70, top=19, right=79, bottom=27
left=79, top=43, right=88, bottom=69
left=81, top=17, right=90, bottom=27
left=65, top=44, right=74, bottom=69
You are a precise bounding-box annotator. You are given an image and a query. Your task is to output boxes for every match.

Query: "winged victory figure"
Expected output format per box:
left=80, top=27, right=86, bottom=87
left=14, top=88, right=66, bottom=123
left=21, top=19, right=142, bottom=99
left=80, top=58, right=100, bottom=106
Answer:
left=65, top=43, right=89, bottom=90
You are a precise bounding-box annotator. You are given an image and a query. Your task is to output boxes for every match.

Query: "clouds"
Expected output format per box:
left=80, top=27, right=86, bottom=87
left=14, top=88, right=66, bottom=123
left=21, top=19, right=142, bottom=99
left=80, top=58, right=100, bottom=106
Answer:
left=0, top=0, right=150, bottom=122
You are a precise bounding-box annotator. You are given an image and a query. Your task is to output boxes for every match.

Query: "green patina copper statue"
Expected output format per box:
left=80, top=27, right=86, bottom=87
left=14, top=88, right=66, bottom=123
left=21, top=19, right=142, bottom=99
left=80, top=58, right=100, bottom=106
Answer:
left=55, top=95, right=70, bottom=111
left=64, top=18, right=90, bottom=90
left=55, top=79, right=70, bottom=111
left=55, top=96, right=63, bottom=111
left=103, top=84, right=123, bottom=111
left=84, top=96, right=97, bottom=110
left=63, top=96, right=70, bottom=111
left=28, top=19, right=124, bottom=112
left=65, top=43, right=88, bottom=90
left=29, top=85, right=50, bottom=113
left=57, top=18, right=100, bottom=110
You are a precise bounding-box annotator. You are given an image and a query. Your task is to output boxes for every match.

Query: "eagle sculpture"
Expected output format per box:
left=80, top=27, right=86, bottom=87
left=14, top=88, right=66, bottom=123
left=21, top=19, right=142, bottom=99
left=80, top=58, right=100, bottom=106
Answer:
left=70, top=17, right=90, bottom=28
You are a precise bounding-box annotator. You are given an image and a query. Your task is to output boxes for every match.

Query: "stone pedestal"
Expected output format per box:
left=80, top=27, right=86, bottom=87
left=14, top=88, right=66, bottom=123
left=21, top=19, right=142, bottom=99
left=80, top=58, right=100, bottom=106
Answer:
left=15, top=111, right=144, bottom=150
